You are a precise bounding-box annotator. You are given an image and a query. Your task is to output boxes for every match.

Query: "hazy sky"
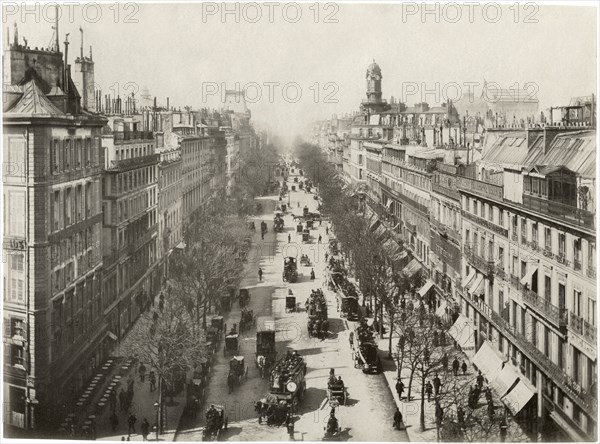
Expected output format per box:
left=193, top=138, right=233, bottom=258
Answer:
left=3, top=2, right=597, bottom=146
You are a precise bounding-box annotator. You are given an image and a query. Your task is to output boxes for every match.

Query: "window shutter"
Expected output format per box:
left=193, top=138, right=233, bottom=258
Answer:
left=4, top=343, right=11, bottom=366
left=58, top=190, right=64, bottom=230
left=4, top=318, right=11, bottom=339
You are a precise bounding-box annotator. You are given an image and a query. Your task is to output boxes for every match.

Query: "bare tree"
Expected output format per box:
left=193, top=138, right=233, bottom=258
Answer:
left=115, top=286, right=208, bottom=432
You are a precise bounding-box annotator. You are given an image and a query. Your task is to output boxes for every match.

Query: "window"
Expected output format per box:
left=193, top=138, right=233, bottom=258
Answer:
left=572, top=346, right=582, bottom=384
left=558, top=233, right=566, bottom=256
left=498, top=246, right=504, bottom=269
left=544, top=275, right=551, bottom=301
left=588, top=299, right=596, bottom=326
left=573, top=290, right=582, bottom=316
left=532, top=222, right=538, bottom=244
left=545, top=227, right=552, bottom=251
left=544, top=327, right=550, bottom=357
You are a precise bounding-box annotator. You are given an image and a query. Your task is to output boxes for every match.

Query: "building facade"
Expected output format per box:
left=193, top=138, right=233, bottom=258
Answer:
left=3, top=29, right=106, bottom=431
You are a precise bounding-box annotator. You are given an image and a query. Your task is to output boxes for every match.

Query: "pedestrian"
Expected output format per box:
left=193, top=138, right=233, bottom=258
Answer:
left=286, top=413, right=295, bottom=440
left=393, top=408, right=404, bottom=430
left=258, top=267, right=263, bottom=281
left=139, top=362, right=146, bottom=382
left=433, top=373, right=441, bottom=397
left=149, top=371, right=156, bottom=392
left=499, top=417, right=508, bottom=442
left=152, top=311, right=159, bottom=323
left=477, top=370, right=484, bottom=388
left=159, top=298, right=164, bottom=311
left=425, top=380, right=433, bottom=402
left=119, top=389, right=127, bottom=412
left=435, top=401, right=444, bottom=427
left=121, top=438, right=125, bottom=441
left=318, top=234, right=322, bottom=243
left=326, top=227, right=329, bottom=235
left=127, top=412, right=137, bottom=436
left=395, top=379, right=405, bottom=400
left=261, top=231, right=265, bottom=240
left=288, top=233, right=291, bottom=243
left=452, top=358, right=460, bottom=376
left=141, top=418, right=150, bottom=441
left=461, top=361, right=468, bottom=375
left=110, top=410, right=119, bottom=432
left=109, top=390, right=117, bottom=411
left=310, top=268, right=315, bottom=280
left=325, top=252, right=329, bottom=262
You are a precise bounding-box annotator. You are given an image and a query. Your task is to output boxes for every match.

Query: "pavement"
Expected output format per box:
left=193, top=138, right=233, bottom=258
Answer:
left=174, top=172, right=408, bottom=441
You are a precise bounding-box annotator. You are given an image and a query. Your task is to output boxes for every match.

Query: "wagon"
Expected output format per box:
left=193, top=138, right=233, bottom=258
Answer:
left=211, top=316, right=224, bottom=332
left=286, top=295, right=296, bottom=313
left=230, top=356, right=249, bottom=382
left=239, top=288, right=251, bottom=308
left=327, top=381, right=347, bottom=407
left=203, top=405, right=227, bottom=441
left=302, top=231, right=309, bottom=243
left=224, top=334, right=240, bottom=356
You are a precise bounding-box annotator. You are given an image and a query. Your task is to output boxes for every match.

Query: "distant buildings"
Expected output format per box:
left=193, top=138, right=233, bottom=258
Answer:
left=314, top=62, right=597, bottom=441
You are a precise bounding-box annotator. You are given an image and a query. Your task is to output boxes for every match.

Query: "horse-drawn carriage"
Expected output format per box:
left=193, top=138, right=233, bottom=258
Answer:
left=286, top=294, right=296, bottom=313
left=256, top=329, right=277, bottom=378
left=267, top=352, right=307, bottom=412
left=302, top=229, right=310, bottom=243
left=283, top=257, right=298, bottom=283
left=300, top=254, right=312, bottom=267
left=239, top=288, right=251, bottom=308
left=227, top=356, right=248, bottom=392
left=306, top=219, right=314, bottom=229
left=296, top=223, right=303, bottom=233
left=239, top=307, right=255, bottom=333
left=353, top=320, right=382, bottom=374
left=224, top=334, right=240, bottom=356
left=340, top=296, right=360, bottom=321
left=203, top=405, right=227, bottom=441
left=219, top=290, right=234, bottom=313
left=327, top=379, right=347, bottom=407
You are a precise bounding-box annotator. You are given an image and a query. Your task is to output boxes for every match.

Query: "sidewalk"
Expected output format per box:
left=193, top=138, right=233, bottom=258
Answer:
left=94, top=364, right=186, bottom=442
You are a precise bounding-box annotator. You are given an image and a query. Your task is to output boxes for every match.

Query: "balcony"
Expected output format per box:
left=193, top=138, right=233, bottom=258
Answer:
left=569, top=312, right=597, bottom=344
left=587, top=266, right=596, bottom=279
left=113, top=131, right=155, bottom=143
left=432, top=181, right=461, bottom=201
left=461, top=210, right=508, bottom=237
left=522, top=287, right=568, bottom=328
left=522, top=194, right=595, bottom=230
left=509, top=274, right=522, bottom=290
left=464, top=246, right=494, bottom=275
left=127, top=224, right=158, bottom=255
left=108, top=153, right=160, bottom=171
left=511, top=232, right=518, bottom=242
left=349, top=133, right=383, bottom=141
left=466, top=292, right=597, bottom=417
left=556, top=253, right=570, bottom=267
left=573, top=259, right=582, bottom=271
left=455, top=176, right=504, bottom=201
left=525, top=240, right=540, bottom=253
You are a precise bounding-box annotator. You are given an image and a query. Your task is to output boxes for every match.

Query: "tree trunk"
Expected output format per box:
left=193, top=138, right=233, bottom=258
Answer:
left=387, top=311, right=394, bottom=358
left=158, top=375, right=163, bottom=435
left=407, top=362, right=416, bottom=401
left=420, top=370, right=426, bottom=432
left=379, top=303, right=384, bottom=339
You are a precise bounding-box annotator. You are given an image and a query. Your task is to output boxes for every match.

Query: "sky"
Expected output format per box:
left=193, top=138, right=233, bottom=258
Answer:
left=2, top=1, right=597, bottom=147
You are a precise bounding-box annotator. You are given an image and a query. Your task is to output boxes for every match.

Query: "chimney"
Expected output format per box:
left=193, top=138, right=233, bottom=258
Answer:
left=167, top=97, right=169, bottom=110
left=63, top=33, right=70, bottom=93
left=79, top=26, right=83, bottom=60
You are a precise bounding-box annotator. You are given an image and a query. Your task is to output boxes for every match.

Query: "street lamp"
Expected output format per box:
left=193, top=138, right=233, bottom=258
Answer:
left=154, top=401, right=159, bottom=442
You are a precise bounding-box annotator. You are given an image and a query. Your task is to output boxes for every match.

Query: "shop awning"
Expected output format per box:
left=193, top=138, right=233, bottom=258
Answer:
left=448, top=315, right=476, bottom=356
left=369, top=219, right=381, bottom=232
left=418, top=280, right=435, bottom=297
left=490, top=363, right=520, bottom=397
left=175, top=241, right=186, bottom=250
left=435, top=300, right=447, bottom=317
left=472, top=341, right=505, bottom=378
left=502, top=379, right=535, bottom=415
left=463, top=268, right=476, bottom=289
left=386, top=200, right=394, bottom=209
left=403, top=259, right=422, bottom=277
left=520, top=264, right=538, bottom=287
left=468, top=274, right=484, bottom=295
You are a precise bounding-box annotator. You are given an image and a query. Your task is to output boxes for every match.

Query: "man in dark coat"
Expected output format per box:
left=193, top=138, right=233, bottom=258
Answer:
left=395, top=379, right=405, bottom=400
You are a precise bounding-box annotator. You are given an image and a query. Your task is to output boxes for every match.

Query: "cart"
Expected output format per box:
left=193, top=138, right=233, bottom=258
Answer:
left=239, top=288, right=251, bottom=308
left=302, top=230, right=309, bottom=243
left=239, top=308, right=255, bottom=333
left=224, top=334, right=240, bottom=356
left=211, top=316, right=224, bottom=333
left=327, top=380, right=347, bottom=407
left=203, top=405, right=227, bottom=441
left=296, top=224, right=303, bottom=233
left=300, top=255, right=312, bottom=267
left=220, top=291, right=233, bottom=312
left=256, top=330, right=277, bottom=378
left=286, top=295, right=296, bottom=313
left=229, top=356, right=249, bottom=385
left=306, top=220, right=314, bottom=229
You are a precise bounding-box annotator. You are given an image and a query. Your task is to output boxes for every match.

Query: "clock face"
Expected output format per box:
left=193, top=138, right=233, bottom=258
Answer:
left=286, top=381, right=298, bottom=393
